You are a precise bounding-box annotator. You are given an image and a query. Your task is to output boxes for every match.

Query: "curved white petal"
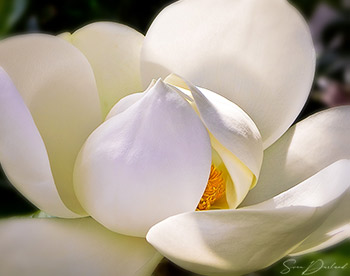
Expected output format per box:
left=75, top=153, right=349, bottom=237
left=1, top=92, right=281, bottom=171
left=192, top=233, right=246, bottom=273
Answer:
left=141, top=0, right=315, bottom=148
left=74, top=80, right=212, bottom=237
left=249, top=159, right=350, bottom=256
left=241, top=107, right=350, bottom=253
left=0, top=68, right=78, bottom=218
left=105, top=80, right=157, bottom=120
left=105, top=92, right=144, bottom=120
left=242, top=106, right=350, bottom=205
left=166, top=75, right=263, bottom=207
left=147, top=160, right=350, bottom=275
left=0, top=218, right=162, bottom=276
left=291, top=223, right=350, bottom=256
left=290, top=191, right=350, bottom=255
left=186, top=82, right=263, bottom=178
left=64, top=22, right=144, bottom=117
left=0, top=34, right=102, bottom=215
left=211, top=136, right=256, bottom=209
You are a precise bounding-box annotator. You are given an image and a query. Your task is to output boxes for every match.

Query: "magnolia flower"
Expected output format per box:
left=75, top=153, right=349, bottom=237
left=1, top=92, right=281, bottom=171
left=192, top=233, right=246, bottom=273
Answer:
left=0, top=0, right=349, bottom=276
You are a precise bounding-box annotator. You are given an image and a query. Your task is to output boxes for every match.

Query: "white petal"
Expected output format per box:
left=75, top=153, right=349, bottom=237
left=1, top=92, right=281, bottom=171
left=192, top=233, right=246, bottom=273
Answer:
left=242, top=106, right=350, bottom=205
left=105, top=80, right=157, bottom=120
left=211, top=136, right=256, bottom=208
left=74, top=80, right=212, bottom=237
left=291, top=223, right=350, bottom=256
left=290, top=191, right=350, bottom=255
left=105, top=92, right=144, bottom=120
left=166, top=76, right=263, bottom=207
left=186, top=81, right=263, bottom=178
left=141, top=0, right=315, bottom=148
left=147, top=160, right=350, bottom=275
left=65, top=22, right=144, bottom=117
left=0, top=218, right=162, bottom=276
left=0, top=68, right=78, bottom=218
left=241, top=107, right=350, bottom=253
left=0, top=34, right=102, bottom=215
left=246, top=160, right=350, bottom=209
left=249, top=159, right=350, bottom=256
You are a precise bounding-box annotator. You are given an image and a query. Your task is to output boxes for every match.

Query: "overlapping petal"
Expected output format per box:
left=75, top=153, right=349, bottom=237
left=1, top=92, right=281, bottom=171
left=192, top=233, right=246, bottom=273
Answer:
left=242, top=107, right=350, bottom=204
left=165, top=75, right=263, bottom=208
left=62, top=22, right=144, bottom=117
left=241, top=107, right=350, bottom=254
left=105, top=80, right=158, bottom=120
left=0, top=217, right=162, bottom=276
left=0, top=34, right=102, bottom=215
left=0, top=68, right=78, bottom=218
left=141, top=0, right=315, bottom=148
left=289, top=190, right=350, bottom=255
left=147, top=160, right=350, bottom=275
left=74, top=80, right=212, bottom=237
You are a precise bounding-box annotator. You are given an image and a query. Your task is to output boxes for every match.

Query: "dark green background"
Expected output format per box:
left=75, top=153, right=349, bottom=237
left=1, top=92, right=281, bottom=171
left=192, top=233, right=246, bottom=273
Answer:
left=0, top=0, right=349, bottom=275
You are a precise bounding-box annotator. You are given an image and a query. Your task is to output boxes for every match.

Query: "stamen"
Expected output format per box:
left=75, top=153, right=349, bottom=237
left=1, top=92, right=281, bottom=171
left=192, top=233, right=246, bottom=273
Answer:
left=196, top=165, right=225, bottom=211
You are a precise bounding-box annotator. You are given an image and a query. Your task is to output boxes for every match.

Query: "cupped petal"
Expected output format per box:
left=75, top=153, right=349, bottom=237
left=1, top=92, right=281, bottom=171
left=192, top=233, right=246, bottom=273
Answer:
left=241, top=107, right=350, bottom=253
left=291, top=223, right=350, bottom=256
left=0, top=34, right=102, bottom=215
left=211, top=136, right=256, bottom=209
left=0, top=68, right=79, bottom=218
left=242, top=106, right=350, bottom=205
left=166, top=75, right=263, bottom=208
left=63, top=22, right=144, bottom=117
left=185, top=81, right=263, bottom=178
left=290, top=191, right=350, bottom=256
left=147, top=160, right=350, bottom=275
left=0, top=217, right=162, bottom=276
left=248, top=159, right=350, bottom=256
left=141, top=0, right=315, bottom=148
left=74, top=79, right=212, bottom=237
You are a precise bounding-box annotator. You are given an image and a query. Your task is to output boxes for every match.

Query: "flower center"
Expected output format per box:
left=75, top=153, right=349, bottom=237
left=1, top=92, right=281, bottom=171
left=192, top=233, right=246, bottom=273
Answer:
left=196, top=165, right=226, bottom=211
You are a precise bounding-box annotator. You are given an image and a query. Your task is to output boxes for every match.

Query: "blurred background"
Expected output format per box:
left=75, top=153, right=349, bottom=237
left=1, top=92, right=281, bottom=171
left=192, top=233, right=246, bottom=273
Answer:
left=0, top=0, right=349, bottom=275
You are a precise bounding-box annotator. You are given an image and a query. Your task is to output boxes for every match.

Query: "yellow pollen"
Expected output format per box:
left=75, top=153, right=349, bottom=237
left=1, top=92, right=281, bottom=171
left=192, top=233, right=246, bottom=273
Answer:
left=196, top=165, right=225, bottom=211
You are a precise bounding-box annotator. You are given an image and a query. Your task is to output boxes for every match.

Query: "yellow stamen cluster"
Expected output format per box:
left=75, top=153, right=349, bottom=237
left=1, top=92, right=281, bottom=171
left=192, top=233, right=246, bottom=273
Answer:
left=196, top=165, right=225, bottom=211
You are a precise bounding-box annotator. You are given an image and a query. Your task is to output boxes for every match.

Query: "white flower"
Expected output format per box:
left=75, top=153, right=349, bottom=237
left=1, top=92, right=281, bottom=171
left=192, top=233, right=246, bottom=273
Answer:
left=0, top=0, right=349, bottom=276
left=74, top=76, right=263, bottom=237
